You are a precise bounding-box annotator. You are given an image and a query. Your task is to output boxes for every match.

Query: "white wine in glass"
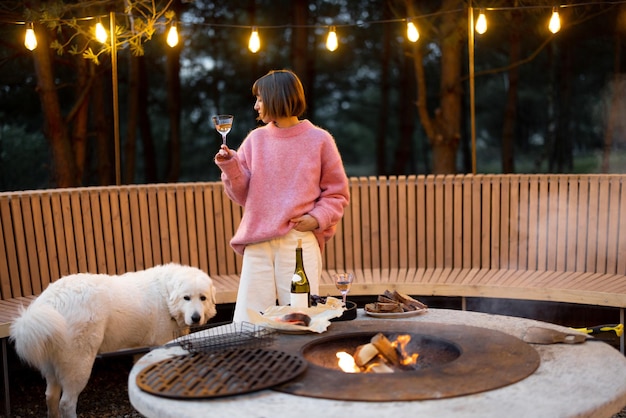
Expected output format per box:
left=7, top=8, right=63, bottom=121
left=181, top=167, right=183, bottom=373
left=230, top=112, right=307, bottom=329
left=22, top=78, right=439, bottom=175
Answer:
left=333, top=272, right=354, bottom=306
left=212, top=114, right=234, bottom=145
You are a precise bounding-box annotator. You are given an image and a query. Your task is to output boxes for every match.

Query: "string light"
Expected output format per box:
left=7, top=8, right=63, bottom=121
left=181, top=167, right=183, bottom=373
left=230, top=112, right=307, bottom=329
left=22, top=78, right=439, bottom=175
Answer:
left=406, top=19, right=419, bottom=43
left=475, top=9, right=487, bottom=34
left=248, top=26, right=260, bottom=53
left=549, top=7, right=561, bottom=33
left=326, top=26, right=338, bottom=51
left=95, top=20, right=108, bottom=43
left=11, top=2, right=623, bottom=55
left=24, top=23, right=37, bottom=50
left=166, top=22, right=179, bottom=47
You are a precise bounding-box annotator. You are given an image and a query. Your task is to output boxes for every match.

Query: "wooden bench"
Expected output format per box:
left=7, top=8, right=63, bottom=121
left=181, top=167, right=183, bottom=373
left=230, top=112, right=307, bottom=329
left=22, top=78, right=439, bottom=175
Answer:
left=322, top=175, right=626, bottom=310
left=1, top=174, right=626, bottom=414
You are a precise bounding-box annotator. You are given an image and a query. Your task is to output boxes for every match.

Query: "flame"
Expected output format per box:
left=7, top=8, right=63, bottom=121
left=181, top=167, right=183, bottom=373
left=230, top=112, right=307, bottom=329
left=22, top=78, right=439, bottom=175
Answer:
left=336, top=334, right=419, bottom=373
left=393, top=334, right=419, bottom=366
left=336, top=351, right=360, bottom=373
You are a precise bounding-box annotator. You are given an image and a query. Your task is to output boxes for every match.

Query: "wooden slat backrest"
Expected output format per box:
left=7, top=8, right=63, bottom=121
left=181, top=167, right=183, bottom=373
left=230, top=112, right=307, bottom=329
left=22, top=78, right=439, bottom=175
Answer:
left=386, top=176, right=399, bottom=272
left=554, top=176, right=570, bottom=272
left=498, top=175, right=511, bottom=270
left=618, top=177, right=626, bottom=275
left=575, top=177, right=590, bottom=272
left=0, top=195, right=20, bottom=298
left=594, top=176, right=610, bottom=274
left=377, top=176, right=390, bottom=273
left=2, top=175, right=626, bottom=302
left=0, top=182, right=246, bottom=299
left=396, top=176, right=409, bottom=273
left=604, top=176, right=620, bottom=275
left=368, top=177, right=382, bottom=275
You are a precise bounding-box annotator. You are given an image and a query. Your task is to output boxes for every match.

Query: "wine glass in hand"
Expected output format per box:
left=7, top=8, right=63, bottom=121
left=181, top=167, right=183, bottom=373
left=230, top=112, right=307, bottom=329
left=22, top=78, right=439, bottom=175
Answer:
left=333, top=272, right=354, bottom=307
left=212, top=114, right=234, bottom=145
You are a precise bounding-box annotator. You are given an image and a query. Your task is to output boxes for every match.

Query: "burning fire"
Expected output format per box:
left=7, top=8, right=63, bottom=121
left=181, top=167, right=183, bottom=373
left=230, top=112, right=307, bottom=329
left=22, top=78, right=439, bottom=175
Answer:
left=336, top=352, right=360, bottom=373
left=394, top=334, right=419, bottom=366
left=337, top=333, right=419, bottom=373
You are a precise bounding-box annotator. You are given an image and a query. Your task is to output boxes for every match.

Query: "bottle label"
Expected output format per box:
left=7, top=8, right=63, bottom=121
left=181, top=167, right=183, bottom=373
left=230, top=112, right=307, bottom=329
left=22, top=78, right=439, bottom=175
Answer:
left=290, top=293, right=309, bottom=308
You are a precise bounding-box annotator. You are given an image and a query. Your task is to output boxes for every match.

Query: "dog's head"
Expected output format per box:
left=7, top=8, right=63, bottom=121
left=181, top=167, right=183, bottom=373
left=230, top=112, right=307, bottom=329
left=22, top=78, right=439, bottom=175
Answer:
left=165, top=265, right=217, bottom=328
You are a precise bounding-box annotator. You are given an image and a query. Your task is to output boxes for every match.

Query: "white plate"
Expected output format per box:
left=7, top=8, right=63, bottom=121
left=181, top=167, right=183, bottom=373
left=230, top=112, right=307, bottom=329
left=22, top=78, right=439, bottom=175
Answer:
left=364, top=308, right=428, bottom=318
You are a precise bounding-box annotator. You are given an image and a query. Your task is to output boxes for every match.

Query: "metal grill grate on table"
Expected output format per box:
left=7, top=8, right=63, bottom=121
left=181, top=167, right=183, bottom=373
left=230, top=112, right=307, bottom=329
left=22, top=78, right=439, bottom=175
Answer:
left=136, top=348, right=307, bottom=399
left=177, top=322, right=276, bottom=353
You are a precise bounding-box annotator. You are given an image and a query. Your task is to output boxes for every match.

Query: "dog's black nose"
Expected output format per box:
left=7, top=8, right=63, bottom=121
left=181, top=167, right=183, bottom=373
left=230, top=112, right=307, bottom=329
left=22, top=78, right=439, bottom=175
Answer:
left=191, top=313, right=201, bottom=324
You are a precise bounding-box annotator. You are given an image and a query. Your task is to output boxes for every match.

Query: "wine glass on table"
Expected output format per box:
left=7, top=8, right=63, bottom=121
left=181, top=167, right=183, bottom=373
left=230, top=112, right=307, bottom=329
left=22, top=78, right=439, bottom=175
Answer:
left=333, top=272, right=354, bottom=307
left=212, top=114, right=234, bottom=145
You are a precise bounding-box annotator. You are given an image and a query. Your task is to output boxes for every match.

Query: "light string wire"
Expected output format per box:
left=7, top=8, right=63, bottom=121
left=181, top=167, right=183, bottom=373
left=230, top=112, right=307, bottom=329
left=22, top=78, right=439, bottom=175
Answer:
left=6, top=0, right=626, bottom=30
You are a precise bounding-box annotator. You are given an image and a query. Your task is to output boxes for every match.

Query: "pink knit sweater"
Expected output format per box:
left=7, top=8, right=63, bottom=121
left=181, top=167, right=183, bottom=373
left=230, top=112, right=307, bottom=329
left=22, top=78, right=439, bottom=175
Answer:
left=216, top=120, right=350, bottom=255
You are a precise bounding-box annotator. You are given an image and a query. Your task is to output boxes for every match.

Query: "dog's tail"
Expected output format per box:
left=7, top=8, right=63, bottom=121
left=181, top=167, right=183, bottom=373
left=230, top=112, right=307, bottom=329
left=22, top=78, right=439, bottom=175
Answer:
left=9, top=303, right=69, bottom=370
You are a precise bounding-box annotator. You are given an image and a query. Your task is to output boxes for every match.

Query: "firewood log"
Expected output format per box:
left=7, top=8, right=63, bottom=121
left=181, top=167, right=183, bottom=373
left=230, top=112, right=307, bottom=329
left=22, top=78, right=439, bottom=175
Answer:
left=371, top=333, right=400, bottom=365
left=392, top=291, right=428, bottom=310
left=353, top=343, right=379, bottom=367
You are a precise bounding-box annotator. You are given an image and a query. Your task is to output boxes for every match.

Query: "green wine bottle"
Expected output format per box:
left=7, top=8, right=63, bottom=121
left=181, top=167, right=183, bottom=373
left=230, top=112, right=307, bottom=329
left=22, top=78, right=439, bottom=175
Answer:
left=290, top=239, right=310, bottom=308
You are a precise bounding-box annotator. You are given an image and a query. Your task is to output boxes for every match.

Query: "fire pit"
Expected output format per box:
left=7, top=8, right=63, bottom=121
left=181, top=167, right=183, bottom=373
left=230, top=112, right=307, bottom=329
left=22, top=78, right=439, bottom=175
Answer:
left=272, top=320, right=540, bottom=401
left=128, top=309, right=626, bottom=418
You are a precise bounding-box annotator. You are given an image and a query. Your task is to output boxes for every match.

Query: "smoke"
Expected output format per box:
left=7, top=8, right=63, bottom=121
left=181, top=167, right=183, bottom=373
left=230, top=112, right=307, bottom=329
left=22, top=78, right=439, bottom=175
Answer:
left=598, top=74, right=626, bottom=173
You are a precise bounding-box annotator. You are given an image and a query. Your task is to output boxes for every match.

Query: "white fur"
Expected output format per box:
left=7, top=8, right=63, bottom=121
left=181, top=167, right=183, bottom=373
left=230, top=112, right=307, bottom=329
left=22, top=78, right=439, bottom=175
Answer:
left=9, top=263, right=217, bottom=418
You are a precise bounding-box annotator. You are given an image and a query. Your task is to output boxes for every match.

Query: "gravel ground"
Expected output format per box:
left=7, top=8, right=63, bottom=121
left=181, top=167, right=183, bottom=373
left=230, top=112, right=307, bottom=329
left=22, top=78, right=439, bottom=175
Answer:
left=7, top=354, right=143, bottom=418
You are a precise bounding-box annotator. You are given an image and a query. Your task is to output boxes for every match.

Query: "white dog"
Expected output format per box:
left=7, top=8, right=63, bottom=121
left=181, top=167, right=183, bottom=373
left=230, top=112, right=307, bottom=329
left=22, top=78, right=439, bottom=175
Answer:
left=10, top=263, right=217, bottom=418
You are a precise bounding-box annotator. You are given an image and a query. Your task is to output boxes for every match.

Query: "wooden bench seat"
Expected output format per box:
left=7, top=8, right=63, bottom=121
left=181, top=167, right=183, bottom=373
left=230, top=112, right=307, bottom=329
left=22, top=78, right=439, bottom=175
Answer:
left=2, top=174, right=626, bottom=416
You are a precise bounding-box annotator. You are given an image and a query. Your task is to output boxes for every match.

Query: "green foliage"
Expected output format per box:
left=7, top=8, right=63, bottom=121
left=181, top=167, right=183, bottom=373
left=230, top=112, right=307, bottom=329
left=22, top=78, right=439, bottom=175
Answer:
left=0, top=124, right=50, bottom=191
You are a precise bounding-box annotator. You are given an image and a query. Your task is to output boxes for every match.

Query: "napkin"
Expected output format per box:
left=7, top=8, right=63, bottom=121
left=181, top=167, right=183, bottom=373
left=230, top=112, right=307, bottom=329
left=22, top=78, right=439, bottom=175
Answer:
left=248, top=297, right=345, bottom=333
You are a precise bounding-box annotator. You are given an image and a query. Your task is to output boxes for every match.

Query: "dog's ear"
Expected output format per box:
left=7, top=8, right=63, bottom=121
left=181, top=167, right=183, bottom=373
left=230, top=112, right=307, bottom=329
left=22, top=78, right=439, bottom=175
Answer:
left=163, top=273, right=183, bottom=304
left=211, top=283, right=217, bottom=304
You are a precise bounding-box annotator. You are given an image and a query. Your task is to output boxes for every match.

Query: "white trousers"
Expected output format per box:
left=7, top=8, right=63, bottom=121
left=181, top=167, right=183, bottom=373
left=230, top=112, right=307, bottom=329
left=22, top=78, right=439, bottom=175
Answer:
left=233, top=229, right=321, bottom=323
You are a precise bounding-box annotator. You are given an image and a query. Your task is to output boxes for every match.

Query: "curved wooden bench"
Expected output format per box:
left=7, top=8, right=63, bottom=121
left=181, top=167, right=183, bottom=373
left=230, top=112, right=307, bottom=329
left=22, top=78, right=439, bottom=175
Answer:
left=320, top=175, right=626, bottom=313
left=1, top=174, right=626, bottom=414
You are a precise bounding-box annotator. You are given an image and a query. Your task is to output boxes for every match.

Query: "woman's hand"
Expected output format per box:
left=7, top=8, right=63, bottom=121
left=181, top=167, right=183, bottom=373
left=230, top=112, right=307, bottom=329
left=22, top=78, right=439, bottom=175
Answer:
left=290, top=214, right=319, bottom=232
left=214, top=145, right=233, bottom=162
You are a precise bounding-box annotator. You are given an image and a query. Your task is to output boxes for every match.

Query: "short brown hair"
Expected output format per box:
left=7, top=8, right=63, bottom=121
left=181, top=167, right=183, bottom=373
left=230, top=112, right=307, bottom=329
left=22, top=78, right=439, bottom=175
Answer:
left=252, top=69, right=306, bottom=120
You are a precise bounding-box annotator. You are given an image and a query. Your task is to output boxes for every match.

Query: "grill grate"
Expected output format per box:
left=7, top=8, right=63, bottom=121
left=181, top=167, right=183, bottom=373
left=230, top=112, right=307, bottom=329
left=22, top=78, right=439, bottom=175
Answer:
left=136, top=348, right=307, bottom=399
left=177, top=322, right=276, bottom=353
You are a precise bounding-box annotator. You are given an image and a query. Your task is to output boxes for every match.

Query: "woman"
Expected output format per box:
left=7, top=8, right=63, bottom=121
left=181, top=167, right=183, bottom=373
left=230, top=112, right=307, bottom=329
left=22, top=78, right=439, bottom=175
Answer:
left=214, top=69, right=350, bottom=322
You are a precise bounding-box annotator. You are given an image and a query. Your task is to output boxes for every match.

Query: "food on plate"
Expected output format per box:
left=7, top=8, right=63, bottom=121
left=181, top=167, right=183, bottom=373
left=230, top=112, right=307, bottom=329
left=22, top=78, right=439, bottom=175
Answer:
left=365, top=290, right=427, bottom=313
left=310, top=294, right=327, bottom=306
left=276, top=312, right=311, bottom=327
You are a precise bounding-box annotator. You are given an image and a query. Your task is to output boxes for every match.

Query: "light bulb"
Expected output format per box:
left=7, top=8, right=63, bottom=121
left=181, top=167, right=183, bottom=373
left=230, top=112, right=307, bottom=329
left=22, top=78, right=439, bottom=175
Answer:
left=24, top=24, right=37, bottom=51
left=95, top=21, right=107, bottom=43
left=326, top=26, right=338, bottom=51
left=167, top=24, right=178, bottom=47
left=406, top=20, right=419, bottom=43
left=476, top=10, right=487, bottom=34
left=549, top=9, right=561, bottom=34
left=248, top=27, right=260, bottom=53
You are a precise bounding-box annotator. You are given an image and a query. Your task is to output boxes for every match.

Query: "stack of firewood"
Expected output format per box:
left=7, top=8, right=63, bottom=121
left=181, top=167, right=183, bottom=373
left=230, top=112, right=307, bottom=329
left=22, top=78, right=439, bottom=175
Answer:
left=364, top=290, right=427, bottom=313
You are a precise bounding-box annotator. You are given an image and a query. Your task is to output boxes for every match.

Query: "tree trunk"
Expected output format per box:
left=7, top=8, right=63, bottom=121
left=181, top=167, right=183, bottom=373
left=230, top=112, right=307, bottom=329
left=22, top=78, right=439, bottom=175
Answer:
left=31, top=21, right=77, bottom=187
left=92, top=68, right=114, bottom=185
left=376, top=1, right=391, bottom=175
left=393, top=43, right=416, bottom=174
left=601, top=17, right=623, bottom=173
left=125, top=54, right=140, bottom=183
left=501, top=10, right=522, bottom=174
left=411, top=0, right=464, bottom=174
left=138, top=56, right=157, bottom=183
left=69, top=55, right=91, bottom=185
left=291, top=0, right=315, bottom=118
left=551, top=39, right=573, bottom=172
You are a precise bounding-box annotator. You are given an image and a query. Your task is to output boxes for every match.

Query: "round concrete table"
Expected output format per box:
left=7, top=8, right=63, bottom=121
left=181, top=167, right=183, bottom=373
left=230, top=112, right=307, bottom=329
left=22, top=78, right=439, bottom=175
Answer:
left=128, top=309, right=626, bottom=418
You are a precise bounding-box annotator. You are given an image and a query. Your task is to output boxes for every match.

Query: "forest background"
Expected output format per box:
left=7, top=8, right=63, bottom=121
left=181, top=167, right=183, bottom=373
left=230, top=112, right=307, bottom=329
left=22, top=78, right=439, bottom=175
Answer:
left=1, top=0, right=626, bottom=192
